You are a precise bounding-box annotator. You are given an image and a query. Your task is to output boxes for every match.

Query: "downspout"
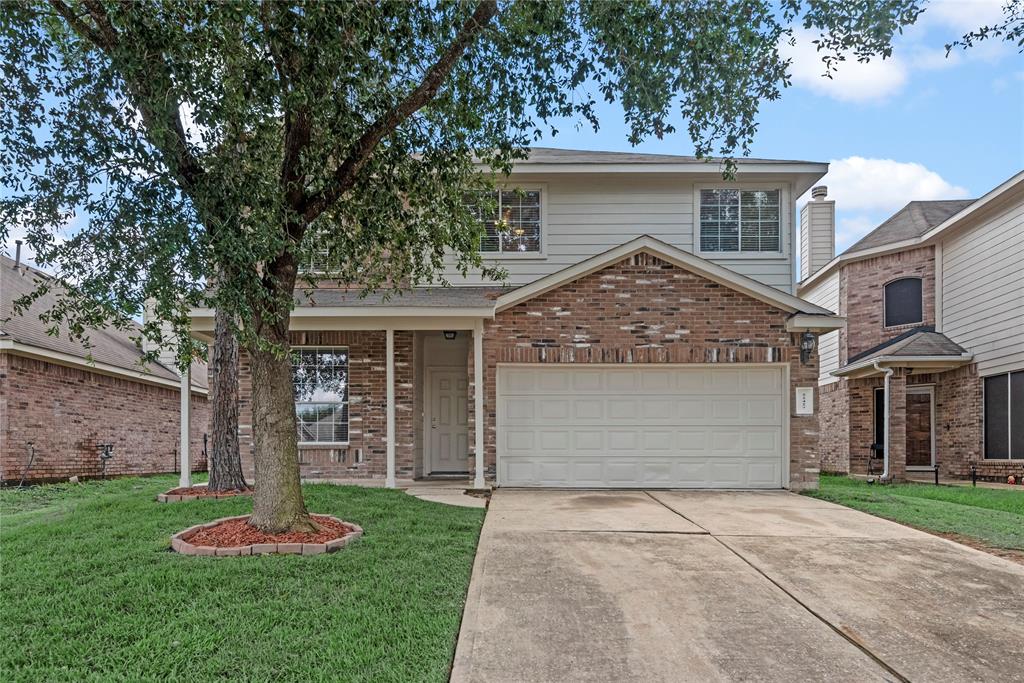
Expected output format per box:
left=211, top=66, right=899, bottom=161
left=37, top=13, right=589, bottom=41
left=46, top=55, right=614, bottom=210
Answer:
left=874, top=361, right=894, bottom=481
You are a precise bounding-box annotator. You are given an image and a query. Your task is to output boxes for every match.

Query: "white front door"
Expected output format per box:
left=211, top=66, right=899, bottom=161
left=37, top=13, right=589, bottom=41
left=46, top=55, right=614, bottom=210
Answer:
left=496, top=365, right=786, bottom=488
left=428, top=369, right=470, bottom=473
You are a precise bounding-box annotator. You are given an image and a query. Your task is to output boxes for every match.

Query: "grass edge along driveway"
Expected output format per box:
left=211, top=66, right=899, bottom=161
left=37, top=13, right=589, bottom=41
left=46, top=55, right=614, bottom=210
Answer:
left=0, top=475, right=484, bottom=682
left=804, top=474, right=1024, bottom=553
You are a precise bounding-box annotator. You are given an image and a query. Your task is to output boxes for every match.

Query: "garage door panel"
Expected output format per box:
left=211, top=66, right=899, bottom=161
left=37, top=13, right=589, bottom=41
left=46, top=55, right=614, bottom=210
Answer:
left=497, top=366, right=785, bottom=488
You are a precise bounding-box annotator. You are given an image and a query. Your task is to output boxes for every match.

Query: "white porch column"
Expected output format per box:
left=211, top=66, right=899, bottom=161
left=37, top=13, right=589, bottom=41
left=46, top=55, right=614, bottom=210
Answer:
left=179, top=364, right=192, bottom=489
left=473, top=319, right=485, bottom=489
left=385, top=328, right=397, bottom=488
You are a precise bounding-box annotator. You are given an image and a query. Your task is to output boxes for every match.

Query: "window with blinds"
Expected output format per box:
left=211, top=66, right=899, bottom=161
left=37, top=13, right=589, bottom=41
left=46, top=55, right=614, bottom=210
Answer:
left=699, top=189, right=781, bottom=253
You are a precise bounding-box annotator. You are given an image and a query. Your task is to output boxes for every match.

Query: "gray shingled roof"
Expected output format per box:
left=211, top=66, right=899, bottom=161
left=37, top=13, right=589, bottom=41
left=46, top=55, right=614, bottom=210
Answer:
left=1, top=255, right=206, bottom=389
left=845, top=326, right=968, bottom=367
left=845, top=200, right=976, bottom=254
left=504, top=147, right=820, bottom=166
left=294, top=285, right=512, bottom=308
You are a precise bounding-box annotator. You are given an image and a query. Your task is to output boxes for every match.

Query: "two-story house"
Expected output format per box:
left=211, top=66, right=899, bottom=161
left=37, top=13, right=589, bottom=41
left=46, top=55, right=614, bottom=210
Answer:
left=189, top=148, right=842, bottom=490
left=799, top=171, right=1024, bottom=482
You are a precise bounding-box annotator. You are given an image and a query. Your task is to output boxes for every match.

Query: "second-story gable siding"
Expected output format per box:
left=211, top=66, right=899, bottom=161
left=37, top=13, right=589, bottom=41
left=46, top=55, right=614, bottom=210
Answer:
left=941, top=195, right=1024, bottom=375
left=440, top=173, right=796, bottom=293
left=802, top=271, right=840, bottom=383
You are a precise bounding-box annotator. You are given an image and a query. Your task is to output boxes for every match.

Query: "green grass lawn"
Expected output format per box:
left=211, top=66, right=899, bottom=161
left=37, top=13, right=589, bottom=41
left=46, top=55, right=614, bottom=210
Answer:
left=0, top=475, right=484, bottom=682
left=804, top=475, right=1024, bottom=551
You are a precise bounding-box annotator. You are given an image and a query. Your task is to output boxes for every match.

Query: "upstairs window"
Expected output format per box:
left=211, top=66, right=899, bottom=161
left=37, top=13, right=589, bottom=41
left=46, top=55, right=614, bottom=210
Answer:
left=883, top=278, right=923, bottom=327
left=469, top=189, right=542, bottom=254
left=699, top=189, right=781, bottom=253
left=293, top=348, right=349, bottom=444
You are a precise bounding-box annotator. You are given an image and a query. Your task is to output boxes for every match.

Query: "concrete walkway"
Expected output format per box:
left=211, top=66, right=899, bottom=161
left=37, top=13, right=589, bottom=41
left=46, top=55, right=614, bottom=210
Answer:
left=452, top=490, right=1024, bottom=682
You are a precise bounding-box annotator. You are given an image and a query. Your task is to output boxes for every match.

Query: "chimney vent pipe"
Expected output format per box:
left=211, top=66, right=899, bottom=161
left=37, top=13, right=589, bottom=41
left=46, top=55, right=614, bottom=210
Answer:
left=13, top=240, right=22, bottom=268
left=811, top=185, right=828, bottom=200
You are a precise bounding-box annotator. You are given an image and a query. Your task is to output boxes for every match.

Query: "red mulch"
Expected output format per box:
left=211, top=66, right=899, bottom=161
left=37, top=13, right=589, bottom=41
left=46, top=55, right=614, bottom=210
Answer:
left=186, top=515, right=354, bottom=547
left=166, top=486, right=252, bottom=497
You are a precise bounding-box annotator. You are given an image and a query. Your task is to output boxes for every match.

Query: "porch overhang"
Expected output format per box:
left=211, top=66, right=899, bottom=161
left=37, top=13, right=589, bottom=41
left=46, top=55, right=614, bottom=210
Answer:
left=832, top=353, right=974, bottom=379
left=189, top=306, right=495, bottom=341
left=785, top=314, right=845, bottom=333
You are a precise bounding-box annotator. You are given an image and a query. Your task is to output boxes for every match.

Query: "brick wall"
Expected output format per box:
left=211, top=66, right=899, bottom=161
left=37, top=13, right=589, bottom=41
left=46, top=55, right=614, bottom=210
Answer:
left=839, top=246, right=935, bottom=363
left=476, top=253, right=821, bottom=490
left=236, top=330, right=414, bottom=481
left=819, top=381, right=849, bottom=473
left=0, top=352, right=209, bottom=483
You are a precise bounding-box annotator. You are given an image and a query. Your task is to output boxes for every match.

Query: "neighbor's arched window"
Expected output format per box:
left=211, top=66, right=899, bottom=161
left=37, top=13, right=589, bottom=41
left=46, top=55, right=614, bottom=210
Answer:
left=883, top=277, right=923, bottom=327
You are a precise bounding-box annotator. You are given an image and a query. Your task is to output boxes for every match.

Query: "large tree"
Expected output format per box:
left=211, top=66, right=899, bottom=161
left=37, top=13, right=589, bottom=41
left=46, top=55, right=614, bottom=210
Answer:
left=2, top=0, right=927, bottom=532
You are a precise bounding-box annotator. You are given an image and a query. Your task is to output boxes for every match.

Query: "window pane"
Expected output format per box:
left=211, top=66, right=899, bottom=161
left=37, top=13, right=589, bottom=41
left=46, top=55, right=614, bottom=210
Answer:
left=739, top=190, right=780, bottom=252
left=1011, top=371, right=1024, bottom=459
left=699, top=189, right=740, bottom=252
left=984, top=374, right=1009, bottom=459
left=498, top=190, right=541, bottom=253
left=883, top=278, right=923, bottom=327
left=293, top=348, right=349, bottom=443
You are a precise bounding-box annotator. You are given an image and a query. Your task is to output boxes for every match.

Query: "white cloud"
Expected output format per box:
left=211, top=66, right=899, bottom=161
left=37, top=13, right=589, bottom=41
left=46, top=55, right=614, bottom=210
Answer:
left=923, top=0, right=1007, bottom=34
left=781, top=30, right=909, bottom=103
left=803, top=156, right=971, bottom=211
left=800, top=156, right=971, bottom=249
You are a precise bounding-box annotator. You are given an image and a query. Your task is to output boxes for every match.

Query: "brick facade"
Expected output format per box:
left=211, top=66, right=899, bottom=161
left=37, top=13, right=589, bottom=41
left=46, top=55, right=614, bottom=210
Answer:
left=236, top=330, right=415, bottom=481
left=476, top=253, right=821, bottom=490
left=0, top=352, right=209, bottom=483
left=839, top=246, right=935, bottom=363
left=818, top=381, right=849, bottom=473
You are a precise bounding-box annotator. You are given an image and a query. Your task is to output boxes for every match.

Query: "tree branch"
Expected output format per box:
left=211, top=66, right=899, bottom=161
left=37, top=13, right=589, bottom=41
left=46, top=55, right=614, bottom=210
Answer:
left=301, top=0, right=498, bottom=224
left=49, top=0, right=206, bottom=195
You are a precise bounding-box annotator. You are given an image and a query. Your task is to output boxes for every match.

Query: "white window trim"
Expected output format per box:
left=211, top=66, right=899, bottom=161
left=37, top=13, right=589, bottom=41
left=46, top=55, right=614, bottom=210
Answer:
left=882, top=276, right=924, bottom=329
left=693, top=182, right=789, bottom=260
left=293, top=345, right=351, bottom=447
left=477, top=182, right=548, bottom=260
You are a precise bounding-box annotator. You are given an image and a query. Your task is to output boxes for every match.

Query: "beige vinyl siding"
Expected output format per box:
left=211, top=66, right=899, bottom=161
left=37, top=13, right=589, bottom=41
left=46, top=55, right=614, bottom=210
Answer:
left=799, top=200, right=835, bottom=280
left=941, top=196, right=1024, bottom=375
left=441, top=173, right=796, bottom=293
left=800, top=271, right=840, bottom=384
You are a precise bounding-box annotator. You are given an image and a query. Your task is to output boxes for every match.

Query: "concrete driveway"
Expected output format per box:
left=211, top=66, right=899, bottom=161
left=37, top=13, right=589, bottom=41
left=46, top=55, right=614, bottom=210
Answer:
left=452, top=490, right=1024, bottom=682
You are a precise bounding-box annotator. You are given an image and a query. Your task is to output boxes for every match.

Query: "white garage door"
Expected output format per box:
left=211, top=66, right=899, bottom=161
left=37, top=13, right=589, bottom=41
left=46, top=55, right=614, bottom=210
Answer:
left=497, top=365, right=785, bottom=488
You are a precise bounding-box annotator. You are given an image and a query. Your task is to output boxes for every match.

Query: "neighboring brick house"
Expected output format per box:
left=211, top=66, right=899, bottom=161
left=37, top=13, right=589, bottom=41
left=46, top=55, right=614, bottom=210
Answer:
left=800, top=171, right=1024, bottom=482
left=189, top=148, right=843, bottom=490
left=1, top=255, right=209, bottom=483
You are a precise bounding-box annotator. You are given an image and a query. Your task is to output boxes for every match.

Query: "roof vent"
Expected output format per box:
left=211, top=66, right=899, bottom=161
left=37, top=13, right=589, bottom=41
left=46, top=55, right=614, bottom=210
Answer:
left=811, top=185, right=828, bottom=201
left=13, top=240, right=22, bottom=268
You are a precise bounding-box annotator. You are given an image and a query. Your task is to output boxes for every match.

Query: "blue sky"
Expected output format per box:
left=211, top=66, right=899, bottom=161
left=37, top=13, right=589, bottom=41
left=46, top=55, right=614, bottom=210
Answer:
left=534, top=0, right=1024, bottom=253
left=5, top=0, right=1022, bottom=265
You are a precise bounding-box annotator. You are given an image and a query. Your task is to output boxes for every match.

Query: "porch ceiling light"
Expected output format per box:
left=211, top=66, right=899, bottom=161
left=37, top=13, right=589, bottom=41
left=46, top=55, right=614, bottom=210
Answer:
left=443, top=330, right=457, bottom=340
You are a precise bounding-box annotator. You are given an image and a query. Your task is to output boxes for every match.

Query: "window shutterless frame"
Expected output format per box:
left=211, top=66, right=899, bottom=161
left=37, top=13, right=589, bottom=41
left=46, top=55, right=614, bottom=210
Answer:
left=472, top=184, right=548, bottom=259
left=983, top=370, right=1024, bottom=460
left=693, top=182, right=789, bottom=259
left=882, top=276, right=924, bottom=328
left=292, top=345, right=350, bottom=447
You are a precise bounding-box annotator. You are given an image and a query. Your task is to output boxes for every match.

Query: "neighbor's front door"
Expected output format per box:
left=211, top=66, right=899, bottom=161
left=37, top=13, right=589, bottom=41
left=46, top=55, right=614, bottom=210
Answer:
left=428, top=370, right=469, bottom=474
left=906, top=387, right=935, bottom=469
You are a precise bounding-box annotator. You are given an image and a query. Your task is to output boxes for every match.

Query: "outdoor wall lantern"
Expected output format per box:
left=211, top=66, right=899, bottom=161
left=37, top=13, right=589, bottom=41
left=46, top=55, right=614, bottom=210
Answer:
left=800, top=331, right=816, bottom=365
left=443, top=330, right=458, bottom=340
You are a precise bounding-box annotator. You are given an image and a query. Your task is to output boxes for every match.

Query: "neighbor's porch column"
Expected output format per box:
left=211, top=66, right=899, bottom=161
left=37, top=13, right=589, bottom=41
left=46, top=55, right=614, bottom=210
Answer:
left=179, top=364, right=192, bottom=489
left=385, top=328, right=397, bottom=488
left=473, top=319, right=485, bottom=489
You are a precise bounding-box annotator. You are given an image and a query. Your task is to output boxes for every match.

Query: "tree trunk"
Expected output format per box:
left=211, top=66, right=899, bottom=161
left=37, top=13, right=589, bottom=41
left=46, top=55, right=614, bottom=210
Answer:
left=246, top=252, right=318, bottom=533
left=207, top=305, right=247, bottom=491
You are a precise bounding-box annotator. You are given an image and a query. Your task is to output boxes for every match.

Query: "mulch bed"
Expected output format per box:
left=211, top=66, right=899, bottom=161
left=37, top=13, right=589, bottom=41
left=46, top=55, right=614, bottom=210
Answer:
left=171, top=514, right=363, bottom=557
left=188, top=514, right=353, bottom=547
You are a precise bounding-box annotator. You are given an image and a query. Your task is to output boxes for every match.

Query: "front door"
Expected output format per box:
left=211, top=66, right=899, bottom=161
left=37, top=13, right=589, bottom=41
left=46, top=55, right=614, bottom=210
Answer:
left=428, top=369, right=469, bottom=474
left=906, top=387, right=935, bottom=469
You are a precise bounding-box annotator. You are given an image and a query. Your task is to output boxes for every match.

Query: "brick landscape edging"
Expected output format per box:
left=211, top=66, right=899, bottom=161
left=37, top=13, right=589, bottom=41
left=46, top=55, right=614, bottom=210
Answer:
left=157, top=489, right=254, bottom=503
left=170, top=514, right=363, bottom=556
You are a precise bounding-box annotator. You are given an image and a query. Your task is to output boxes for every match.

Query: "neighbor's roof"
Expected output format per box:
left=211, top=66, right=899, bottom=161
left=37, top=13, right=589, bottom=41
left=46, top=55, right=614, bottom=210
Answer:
left=845, top=200, right=977, bottom=254
left=295, top=285, right=511, bottom=308
left=845, top=326, right=969, bottom=366
left=1, top=255, right=206, bottom=390
left=799, top=170, right=1024, bottom=294
left=504, top=147, right=822, bottom=166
